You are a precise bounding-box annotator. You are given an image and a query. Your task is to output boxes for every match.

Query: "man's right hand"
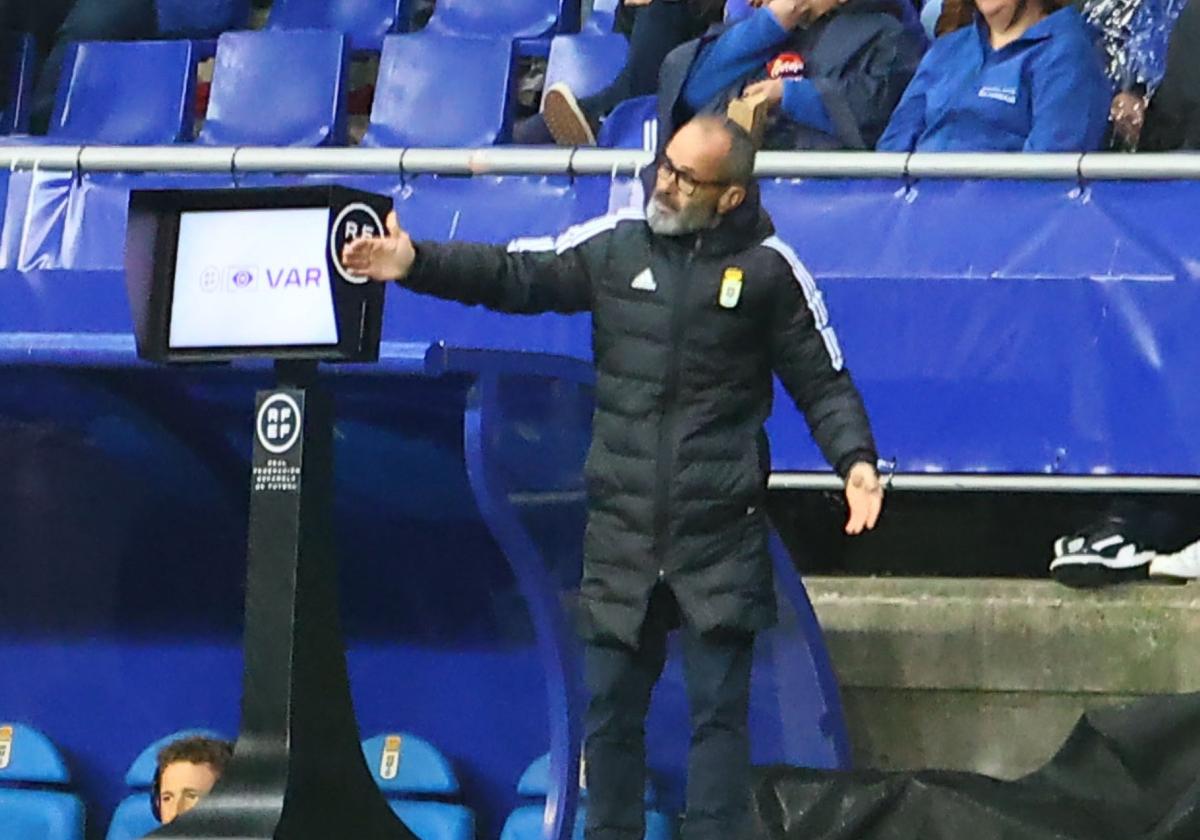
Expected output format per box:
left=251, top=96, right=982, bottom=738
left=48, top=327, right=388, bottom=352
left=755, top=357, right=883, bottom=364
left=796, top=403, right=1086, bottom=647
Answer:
left=341, top=210, right=415, bottom=282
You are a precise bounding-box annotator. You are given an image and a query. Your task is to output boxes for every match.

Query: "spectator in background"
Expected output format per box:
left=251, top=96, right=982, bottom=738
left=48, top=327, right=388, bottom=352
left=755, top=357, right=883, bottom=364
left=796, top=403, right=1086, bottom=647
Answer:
left=1083, top=0, right=1191, bottom=150
left=515, top=0, right=726, bottom=145
left=877, top=0, right=1111, bottom=151
left=656, top=0, right=927, bottom=150
left=0, top=0, right=244, bottom=135
left=154, top=735, right=234, bottom=825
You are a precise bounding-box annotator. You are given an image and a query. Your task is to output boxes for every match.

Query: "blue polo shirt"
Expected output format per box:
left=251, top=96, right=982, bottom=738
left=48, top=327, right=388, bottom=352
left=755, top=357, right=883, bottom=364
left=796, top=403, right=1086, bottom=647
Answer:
left=877, top=7, right=1112, bottom=152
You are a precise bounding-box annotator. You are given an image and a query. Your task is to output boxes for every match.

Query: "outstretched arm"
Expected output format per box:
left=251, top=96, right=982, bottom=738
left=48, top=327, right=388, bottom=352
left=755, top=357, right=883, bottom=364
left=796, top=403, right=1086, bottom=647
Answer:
left=341, top=211, right=597, bottom=314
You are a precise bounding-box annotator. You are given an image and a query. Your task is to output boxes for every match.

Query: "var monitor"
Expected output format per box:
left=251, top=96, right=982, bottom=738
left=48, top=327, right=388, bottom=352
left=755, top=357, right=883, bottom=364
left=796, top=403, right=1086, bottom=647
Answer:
left=125, top=186, right=391, bottom=363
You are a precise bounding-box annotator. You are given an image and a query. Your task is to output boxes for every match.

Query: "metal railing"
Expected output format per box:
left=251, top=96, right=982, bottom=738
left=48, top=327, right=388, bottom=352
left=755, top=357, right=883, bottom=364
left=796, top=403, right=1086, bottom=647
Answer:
left=1, top=145, right=1199, bottom=180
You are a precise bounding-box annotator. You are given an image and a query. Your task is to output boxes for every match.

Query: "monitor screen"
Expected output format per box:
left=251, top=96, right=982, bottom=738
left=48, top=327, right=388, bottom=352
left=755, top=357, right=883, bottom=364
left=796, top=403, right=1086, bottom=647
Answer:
left=168, top=207, right=339, bottom=349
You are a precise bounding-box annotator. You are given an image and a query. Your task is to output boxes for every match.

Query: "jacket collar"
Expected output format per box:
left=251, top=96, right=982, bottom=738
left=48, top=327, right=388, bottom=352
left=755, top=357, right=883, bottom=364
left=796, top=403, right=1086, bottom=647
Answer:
left=973, top=5, right=1081, bottom=50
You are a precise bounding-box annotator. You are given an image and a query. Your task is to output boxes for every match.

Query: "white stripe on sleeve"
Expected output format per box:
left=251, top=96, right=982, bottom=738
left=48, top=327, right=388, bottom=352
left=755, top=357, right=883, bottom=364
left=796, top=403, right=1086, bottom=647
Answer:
left=761, top=235, right=844, bottom=371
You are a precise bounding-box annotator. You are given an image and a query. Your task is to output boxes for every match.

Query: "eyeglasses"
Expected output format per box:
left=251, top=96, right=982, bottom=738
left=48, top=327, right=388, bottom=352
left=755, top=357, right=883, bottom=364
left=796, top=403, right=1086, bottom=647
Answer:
left=655, top=154, right=729, bottom=197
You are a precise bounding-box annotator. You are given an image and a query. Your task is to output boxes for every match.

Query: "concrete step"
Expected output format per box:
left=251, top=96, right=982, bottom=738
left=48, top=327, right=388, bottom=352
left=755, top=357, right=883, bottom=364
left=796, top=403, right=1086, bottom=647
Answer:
left=804, top=576, right=1200, bottom=779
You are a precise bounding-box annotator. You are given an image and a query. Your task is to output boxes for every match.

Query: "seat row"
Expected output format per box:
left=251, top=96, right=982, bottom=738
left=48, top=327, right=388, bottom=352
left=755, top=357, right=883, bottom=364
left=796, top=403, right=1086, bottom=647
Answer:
left=0, top=723, right=673, bottom=840
left=3, top=29, right=647, bottom=149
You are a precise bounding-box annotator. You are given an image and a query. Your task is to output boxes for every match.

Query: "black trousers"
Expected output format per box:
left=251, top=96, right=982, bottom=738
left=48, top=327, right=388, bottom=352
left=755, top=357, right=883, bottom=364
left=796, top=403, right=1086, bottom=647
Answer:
left=579, top=0, right=709, bottom=122
left=583, top=585, right=755, bottom=840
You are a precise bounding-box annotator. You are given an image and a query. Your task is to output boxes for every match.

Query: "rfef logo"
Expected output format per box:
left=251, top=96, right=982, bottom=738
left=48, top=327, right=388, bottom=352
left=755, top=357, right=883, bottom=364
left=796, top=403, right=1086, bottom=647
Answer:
left=256, top=393, right=302, bottom=455
left=330, top=202, right=385, bottom=285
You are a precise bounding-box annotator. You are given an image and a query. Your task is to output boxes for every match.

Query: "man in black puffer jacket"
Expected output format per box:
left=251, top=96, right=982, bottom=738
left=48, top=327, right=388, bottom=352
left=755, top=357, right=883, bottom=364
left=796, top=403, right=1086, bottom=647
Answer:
left=343, top=116, right=882, bottom=840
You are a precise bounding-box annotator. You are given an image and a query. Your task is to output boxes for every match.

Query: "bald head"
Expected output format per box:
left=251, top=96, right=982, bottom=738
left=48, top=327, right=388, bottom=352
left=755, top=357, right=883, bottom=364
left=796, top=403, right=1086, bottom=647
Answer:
left=672, top=116, right=757, bottom=186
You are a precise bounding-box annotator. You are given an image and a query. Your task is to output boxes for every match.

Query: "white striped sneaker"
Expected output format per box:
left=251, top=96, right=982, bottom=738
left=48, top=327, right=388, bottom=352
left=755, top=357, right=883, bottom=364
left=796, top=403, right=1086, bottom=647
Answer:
left=1049, top=521, right=1154, bottom=588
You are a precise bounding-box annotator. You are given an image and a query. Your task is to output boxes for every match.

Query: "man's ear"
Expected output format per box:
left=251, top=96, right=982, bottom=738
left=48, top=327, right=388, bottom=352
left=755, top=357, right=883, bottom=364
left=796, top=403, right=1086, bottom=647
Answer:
left=717, top=184, right=747, bottom=215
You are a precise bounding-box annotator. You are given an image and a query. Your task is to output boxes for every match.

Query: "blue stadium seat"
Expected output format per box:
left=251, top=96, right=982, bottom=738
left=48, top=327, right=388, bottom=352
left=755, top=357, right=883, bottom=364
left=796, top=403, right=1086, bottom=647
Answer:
left=362, top=34, right=513, bottom=147
left=499, top=752, right=673, bottom=840
left=543, top=34, right=628, bottom=105
left=156, top=0, right=251, bottom=37
left=46, top=41, right=196, bottom=144
left=104, top=728, right=227, bottom=840
left=267, top=0, right=407, bottom=52
left=581, top=0, right=619, bottom=34
left=424, top=0, right=568, bottom=40
left=0, top=723, right=85, bottom=840
left=0, top=32, right=37, bottom=134
left=598, top=95, right=657, bottom=149
left=198, top=30, right=349, bottom=147
left=361, top=733, right=474, bottom=840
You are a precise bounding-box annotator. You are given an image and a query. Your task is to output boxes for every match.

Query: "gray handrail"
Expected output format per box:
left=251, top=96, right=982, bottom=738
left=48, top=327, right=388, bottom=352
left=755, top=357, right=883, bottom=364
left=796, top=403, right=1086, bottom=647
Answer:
left=3, top=145, right=1200, bottom=180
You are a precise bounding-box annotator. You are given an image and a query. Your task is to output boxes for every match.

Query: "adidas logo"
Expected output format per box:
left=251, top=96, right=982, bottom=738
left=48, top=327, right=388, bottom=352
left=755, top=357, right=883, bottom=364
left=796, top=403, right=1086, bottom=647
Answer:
left=630, top=268, right=657, bottom=292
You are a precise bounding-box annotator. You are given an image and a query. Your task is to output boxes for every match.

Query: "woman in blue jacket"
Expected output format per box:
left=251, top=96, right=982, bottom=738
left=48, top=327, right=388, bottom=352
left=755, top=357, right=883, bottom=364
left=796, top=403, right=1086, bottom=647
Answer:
left=877, top=0, right=1112, bottom=151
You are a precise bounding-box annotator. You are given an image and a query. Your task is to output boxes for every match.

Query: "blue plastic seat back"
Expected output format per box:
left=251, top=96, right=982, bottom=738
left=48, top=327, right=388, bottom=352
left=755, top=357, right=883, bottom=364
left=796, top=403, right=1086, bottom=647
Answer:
left=268, top=0, right=407, bottom=52
left=363, top=34, right=513, bottom=147
left=362, top=734, right=472, bottom=840
left=597, top=95, right=657, bottom=149
left=390, top=801, right=475, bottom=840
left=361, top=733, right=460, bottom=795
left=0, top=724, right=84, bottom=840
left=48, top=40, right=196, bottom=144
left=104, top=797, right=157, bottom=840
left=198, top=30, right=349, bottom=147
left=581, top=0, right=619, bottom=34
left=0, top=32, right=37, bottom=134
left=156, top=0, right=251, bottom=37
left=0, top=724, right=69, bottom=784
left=517, top=752, right=658, bottom=806
left=104, top=728, right=227, bottom=840
left=0, top=790, right=85, bottom=840
left=543, top=34, right=628, bottom=104
left=425, top=0, right=565, bottom=39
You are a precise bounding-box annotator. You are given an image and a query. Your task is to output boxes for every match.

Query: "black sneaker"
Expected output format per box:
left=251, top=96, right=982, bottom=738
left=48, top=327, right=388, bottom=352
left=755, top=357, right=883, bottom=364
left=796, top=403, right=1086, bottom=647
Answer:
left=1049, top=517, right=1154, bottom=588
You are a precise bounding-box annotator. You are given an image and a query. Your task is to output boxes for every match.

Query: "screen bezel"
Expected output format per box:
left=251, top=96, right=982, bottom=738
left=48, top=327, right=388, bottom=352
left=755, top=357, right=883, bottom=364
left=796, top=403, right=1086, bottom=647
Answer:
left=130, top=186, right=386, bottom=365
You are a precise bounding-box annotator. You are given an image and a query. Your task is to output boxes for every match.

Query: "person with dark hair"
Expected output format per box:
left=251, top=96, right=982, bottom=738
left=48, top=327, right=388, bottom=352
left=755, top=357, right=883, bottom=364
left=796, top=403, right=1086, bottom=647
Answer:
left=154, top=735, right=234, bottom=825
left=654, top=0, right=927, bottom=151
left=877, top=0, right=1112, bottom=151
left=514, top=0, right=726, bottom=145
left=343, top=115, right=884, bottom=840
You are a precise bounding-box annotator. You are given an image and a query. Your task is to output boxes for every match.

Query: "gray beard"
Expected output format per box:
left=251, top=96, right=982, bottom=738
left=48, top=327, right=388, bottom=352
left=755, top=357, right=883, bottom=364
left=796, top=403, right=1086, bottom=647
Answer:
left=646, top=194, right=716, bottom=236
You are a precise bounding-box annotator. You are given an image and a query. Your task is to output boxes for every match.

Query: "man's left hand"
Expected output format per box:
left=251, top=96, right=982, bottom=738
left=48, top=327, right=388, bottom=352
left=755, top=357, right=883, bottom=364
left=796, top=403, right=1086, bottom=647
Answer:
left=844, top=461, right=883, bottom=535
left=741, top=78, right=785, bottom=110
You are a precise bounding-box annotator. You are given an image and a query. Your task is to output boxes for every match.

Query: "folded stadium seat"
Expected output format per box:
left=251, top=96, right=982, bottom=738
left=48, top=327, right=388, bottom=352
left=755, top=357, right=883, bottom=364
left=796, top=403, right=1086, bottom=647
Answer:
left=542, top=34, right=629, bottom=105
left=47, top=41, right=197, bottom=144
left=0, top=723, right=85, bottom=840
left=0, top=33, right=37, bottom=135
left=499, top=753, right=674, bottom=840
left=361, top=34, right=513, bottom=147
left=597, top=95, right=658, bottom=150
left=361, top=733, right=474, bottom=840
left=197, top=30, right=350, bottom=146
left=155, top=0, right=251, bottom=37
left=268, top=0, right=408, bottom=52
left=424, top=0, right=572, bottom=41
left=581, top=0, right=620, bottom=35
left=104, top=728, right=228, bottom=840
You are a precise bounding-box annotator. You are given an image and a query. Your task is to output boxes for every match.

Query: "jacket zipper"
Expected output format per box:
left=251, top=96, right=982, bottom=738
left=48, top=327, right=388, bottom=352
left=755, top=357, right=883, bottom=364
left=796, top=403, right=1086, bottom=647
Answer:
left=653, top=234, right=703, bottom=577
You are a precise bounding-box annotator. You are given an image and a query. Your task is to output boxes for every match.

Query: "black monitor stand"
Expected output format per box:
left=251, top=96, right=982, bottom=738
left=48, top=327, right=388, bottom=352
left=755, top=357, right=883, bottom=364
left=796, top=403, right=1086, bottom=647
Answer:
left=150, top=360, right=415, bottom=839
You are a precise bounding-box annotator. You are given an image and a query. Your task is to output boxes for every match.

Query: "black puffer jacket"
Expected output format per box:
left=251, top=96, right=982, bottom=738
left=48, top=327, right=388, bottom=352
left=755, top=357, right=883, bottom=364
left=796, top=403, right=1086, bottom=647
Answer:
left=401, top=184, right=876, bottom=647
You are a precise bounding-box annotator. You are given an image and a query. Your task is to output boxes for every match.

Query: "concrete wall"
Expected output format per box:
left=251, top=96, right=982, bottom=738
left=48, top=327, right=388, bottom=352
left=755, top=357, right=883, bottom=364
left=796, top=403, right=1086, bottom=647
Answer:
left=805, top=577, right=1200, bottom=778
